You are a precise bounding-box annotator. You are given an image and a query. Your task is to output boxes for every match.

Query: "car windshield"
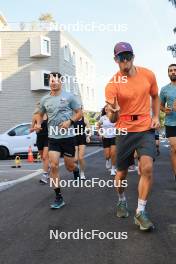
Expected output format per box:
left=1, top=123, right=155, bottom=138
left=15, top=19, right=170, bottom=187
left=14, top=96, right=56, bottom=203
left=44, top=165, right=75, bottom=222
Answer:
left=11, top=124, right=31, bottom=136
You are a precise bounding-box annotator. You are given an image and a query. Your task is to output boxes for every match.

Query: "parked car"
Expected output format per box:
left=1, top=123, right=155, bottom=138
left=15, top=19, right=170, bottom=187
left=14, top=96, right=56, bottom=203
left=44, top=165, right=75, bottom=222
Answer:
left=0, top=123, right=37, bottom=159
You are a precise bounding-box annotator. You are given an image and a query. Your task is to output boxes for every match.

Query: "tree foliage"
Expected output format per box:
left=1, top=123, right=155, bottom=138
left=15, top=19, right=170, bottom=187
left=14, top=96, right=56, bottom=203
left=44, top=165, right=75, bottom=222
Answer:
left=38, top=13, right=55, bottom=23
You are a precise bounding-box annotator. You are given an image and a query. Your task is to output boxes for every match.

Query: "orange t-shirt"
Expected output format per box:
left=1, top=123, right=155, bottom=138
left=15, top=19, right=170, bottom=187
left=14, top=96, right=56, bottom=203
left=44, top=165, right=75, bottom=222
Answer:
left=105, top=66, right=158, bottom=132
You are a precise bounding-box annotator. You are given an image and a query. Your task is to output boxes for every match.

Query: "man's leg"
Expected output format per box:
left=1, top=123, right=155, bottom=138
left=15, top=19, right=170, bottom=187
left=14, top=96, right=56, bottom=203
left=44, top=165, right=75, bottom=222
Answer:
left=110, top=145, right=116, bottom=175
left=168, top=137, right=176, bottom=180
left=116, top=169, right=129, bottom=217
left=134, top=155, right=155, bottom=230
left=74, top=146, right=79, bottom=164
left=64, top=155, right=80, bottom=180
left=138, top=155, right=153, bottom=202
left=49, top=151, right=65, bottom=209
left=78, top=145, right=86, bottom=179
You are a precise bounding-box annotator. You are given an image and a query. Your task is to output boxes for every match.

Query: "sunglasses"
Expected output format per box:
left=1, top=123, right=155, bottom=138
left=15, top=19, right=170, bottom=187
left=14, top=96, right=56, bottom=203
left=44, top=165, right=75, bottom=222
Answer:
left=116, top=52, right=133, bottom=62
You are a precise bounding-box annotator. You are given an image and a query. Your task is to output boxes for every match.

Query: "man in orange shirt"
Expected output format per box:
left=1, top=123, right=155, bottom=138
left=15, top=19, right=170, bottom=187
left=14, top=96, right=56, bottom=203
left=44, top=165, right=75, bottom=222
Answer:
left=105, top=42, right=160, bottom=231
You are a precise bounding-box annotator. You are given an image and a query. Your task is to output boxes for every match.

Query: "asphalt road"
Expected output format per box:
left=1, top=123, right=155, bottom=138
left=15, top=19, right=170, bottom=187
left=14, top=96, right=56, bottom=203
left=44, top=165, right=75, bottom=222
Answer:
left=0, top=140, right=175, bottom=264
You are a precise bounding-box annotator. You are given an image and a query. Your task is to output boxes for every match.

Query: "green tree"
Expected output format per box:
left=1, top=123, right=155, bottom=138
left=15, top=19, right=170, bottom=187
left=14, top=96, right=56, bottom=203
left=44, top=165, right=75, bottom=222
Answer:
left=38, top=13, right=55, bottom=23
left=159, top=111, right=165, bottom=128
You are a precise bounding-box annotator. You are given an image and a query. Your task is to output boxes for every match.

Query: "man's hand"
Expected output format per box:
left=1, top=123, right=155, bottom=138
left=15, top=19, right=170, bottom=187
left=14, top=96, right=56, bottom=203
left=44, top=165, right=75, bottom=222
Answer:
left=106, top=97, right=120, bottom=123
left=106, top=97, right=120, bottom=113
left=165, top=106, right=172, bottom=115
left=151, top=116, right=160, bottom=129
left=59, top=120, right=71, bottom=129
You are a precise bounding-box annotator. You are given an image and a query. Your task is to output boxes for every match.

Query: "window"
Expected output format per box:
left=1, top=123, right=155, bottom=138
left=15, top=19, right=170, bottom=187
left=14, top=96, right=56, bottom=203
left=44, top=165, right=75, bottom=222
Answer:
left=80, top=57, right=82, bottom=67
left=72, top=51, right=76, bottom=66
left=91, top=88, right=94, bottom=97
left=44, top=73, right=49, bottom=87
left=74, top=83, right=79, bottom=95
left=65, top=75, right=70, bottom=92
left=85, top=61, right=88, bottom=74
left=64, top=45, right=70, bottom=61
left=42, top=39, right=50, bottom=54
left=87, top=86, right=89, bottom=97
left=30, top=36, right=51, bottom=57
left=30, top=70, right=50, bottom=91
left=12, top=124, right=31, bottom=136
left=81, top=84, right=83, bottom=94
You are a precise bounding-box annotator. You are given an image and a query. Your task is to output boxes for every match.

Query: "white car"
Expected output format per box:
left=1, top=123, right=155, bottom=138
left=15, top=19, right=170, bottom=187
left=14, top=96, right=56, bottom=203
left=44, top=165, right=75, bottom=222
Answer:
left=0, top=123, right=37, bottom=159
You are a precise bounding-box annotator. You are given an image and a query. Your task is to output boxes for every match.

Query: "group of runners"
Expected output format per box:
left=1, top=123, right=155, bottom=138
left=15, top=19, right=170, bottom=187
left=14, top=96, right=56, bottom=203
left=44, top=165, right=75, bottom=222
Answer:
left=30, top=41, right=176, bottom=232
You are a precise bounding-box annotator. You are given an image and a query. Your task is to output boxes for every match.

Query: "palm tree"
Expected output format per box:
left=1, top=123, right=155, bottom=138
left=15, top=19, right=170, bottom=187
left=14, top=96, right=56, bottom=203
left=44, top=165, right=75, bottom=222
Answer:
left=38, top=13, right=55, bottom=23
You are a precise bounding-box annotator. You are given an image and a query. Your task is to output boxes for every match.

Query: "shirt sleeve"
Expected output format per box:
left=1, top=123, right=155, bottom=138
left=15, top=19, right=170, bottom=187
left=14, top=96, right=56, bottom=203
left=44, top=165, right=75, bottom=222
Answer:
left=105, top=77, right=118, bottom=105
left=150, top=72, right=158, bottom=96
left=69, top=94, right=81, bottom=110
left=160, top=87, right=166, bottom=105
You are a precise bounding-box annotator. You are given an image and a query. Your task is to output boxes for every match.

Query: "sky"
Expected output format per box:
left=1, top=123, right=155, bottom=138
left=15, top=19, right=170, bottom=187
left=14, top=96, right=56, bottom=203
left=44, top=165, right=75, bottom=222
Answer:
left=1, top=0, right=176, bottom=109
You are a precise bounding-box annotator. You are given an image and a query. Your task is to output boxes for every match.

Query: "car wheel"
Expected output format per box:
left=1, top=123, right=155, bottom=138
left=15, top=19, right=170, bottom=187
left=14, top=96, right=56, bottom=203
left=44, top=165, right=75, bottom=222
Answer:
left=0, top=147, right=9, bottom=160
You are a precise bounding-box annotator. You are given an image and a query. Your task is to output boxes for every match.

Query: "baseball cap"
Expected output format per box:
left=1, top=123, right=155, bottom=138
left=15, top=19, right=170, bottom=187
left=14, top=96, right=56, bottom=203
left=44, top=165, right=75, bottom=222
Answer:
left=114, top=42, right=133, bottom=57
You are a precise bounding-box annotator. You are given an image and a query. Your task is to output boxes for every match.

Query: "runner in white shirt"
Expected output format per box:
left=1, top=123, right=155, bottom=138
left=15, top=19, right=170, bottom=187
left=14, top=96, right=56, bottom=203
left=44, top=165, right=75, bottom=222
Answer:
left=97, top=105, right=117, bottom=176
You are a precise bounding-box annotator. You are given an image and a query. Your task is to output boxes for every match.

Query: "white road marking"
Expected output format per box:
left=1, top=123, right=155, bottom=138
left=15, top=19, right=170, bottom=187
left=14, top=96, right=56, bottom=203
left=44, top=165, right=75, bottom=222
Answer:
left=0, top=148, right=102, bottom=191
left=0, top=170, right=38, bottom=173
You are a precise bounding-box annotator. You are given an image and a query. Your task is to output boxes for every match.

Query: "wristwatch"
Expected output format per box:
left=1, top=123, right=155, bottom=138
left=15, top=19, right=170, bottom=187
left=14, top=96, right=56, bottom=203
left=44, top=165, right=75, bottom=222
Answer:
left=70, top=118, right=74, bottom=125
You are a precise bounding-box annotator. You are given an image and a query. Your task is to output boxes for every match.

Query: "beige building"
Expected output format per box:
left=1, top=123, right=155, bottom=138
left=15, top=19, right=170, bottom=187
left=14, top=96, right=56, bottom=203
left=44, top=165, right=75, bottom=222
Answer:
left=0, top=17, right=98, bottom=132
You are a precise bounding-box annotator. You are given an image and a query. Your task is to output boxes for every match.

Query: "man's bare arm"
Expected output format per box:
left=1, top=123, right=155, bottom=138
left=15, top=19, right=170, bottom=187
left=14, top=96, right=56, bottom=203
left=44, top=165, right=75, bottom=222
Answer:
left=70, top=108, right=83, bottom=122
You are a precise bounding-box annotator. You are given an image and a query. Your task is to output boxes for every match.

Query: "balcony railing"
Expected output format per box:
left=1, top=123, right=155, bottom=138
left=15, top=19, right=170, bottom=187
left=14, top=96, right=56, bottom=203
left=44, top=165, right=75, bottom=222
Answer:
left=0, top=22, right=59, bottom=31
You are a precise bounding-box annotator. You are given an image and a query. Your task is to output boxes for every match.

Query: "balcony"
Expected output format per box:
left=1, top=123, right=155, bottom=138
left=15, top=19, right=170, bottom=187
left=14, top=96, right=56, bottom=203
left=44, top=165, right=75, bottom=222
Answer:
left=0, top=22, right=60, bottom=31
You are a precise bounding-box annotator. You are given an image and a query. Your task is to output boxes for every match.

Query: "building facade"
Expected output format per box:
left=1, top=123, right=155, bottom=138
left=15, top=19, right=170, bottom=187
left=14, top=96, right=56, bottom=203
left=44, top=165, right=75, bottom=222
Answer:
left=0, top=18, right=97, bottom=132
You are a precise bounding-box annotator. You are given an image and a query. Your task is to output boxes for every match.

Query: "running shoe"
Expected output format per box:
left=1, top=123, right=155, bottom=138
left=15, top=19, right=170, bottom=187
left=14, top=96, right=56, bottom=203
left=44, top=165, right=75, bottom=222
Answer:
left=110, top=168, right=117, bottom=176
left=50, top=196, right=65, bottom=209
left=134, top=211, right=155, bottom=231
left=116, top=201, right=129, bottom=218
left=39, top=173, right=48, bottom=184
left=106, top=159, right=111, bottom=169
left=128, top=165, right=136, bottom=172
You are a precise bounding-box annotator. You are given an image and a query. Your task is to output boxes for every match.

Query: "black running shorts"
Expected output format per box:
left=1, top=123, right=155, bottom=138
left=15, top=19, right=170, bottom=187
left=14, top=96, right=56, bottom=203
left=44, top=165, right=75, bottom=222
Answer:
left=36, top=135, right=48, bottom=151
left=102, top=137, right=116, bottom=148
left=165, top=126, right=176, bottom=138
left=48, top=137, right=75, bottom=157
left=116, top=129, right=156, bottom=170
left=74, top=135, right=87, bottom=146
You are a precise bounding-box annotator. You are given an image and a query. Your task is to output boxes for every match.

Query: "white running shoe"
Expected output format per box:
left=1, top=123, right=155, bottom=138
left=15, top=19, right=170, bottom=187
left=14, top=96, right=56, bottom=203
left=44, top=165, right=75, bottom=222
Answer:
left=106, top=159, right=111, bottom=169
left=39, top=173, right=48, bottom=184
left=110, top=168, right=117, bottom=176
left=80, top=171, right=86, bottom=180
left=128, top=165, right=136, bottom=172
